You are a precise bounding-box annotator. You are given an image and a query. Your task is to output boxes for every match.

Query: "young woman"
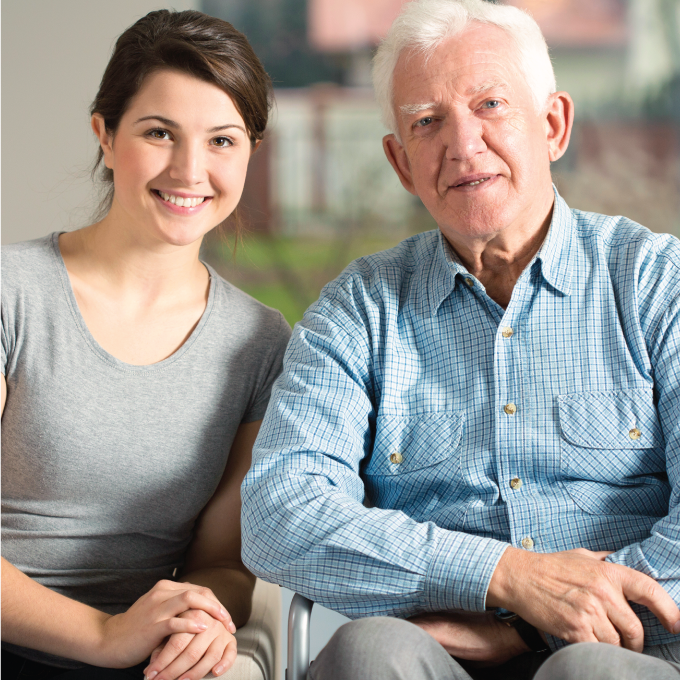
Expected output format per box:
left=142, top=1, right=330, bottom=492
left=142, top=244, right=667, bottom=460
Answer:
left=1, top=10, right=290, bottom=680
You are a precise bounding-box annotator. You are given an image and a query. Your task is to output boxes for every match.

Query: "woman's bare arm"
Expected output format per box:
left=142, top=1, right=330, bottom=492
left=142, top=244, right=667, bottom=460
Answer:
left=179, top=420, right=261, bottom=625
left=1, top=558, right=228, bottom=667
left=0, top=375, right=231, bottom=669
left=144, top=420, right=262, bottom=680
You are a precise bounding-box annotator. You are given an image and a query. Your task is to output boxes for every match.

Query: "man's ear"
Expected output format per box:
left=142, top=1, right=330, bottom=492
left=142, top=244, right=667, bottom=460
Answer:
left=91, top=114, right=114, bottom=169
left=383, top=134, right=418, bottom=196
left=544, top=91, right=574, bottom=163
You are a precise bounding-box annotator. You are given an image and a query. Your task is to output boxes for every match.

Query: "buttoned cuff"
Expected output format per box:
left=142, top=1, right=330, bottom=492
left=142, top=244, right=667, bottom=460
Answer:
left=424, top=530, right=510, bottom=612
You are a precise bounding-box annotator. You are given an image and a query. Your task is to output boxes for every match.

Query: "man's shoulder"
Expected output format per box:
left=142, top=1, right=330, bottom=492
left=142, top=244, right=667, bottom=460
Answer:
left=570, top=207, right=680, bottom=263
left=319, top=230, right=440, bottom=301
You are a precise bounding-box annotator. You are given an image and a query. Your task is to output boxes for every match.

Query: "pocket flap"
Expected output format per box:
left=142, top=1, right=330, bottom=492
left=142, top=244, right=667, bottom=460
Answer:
left=365, top=411, right=464, bottom=476
left=558, top=389, right=663, bottom=449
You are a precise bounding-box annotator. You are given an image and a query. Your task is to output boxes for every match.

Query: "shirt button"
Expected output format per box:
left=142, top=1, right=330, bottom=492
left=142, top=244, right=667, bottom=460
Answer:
left=521, top=537, right=534, bottom=550
left=510, top=477, right=523, bottom=490
left=629, top=428, right=641, bottom=441
left=504, top=403, right=517, bottom=415
left=390, top=452, right=403, bottom=464
left=465, top=277, right=474, bottom=286
left=502, top=327, right=514, bottom=339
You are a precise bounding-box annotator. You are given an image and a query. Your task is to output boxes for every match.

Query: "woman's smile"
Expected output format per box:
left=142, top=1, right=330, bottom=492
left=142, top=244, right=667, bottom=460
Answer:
left=94, top=68, right=253, bottom=248
left=151, top=189, right=212, bottom=213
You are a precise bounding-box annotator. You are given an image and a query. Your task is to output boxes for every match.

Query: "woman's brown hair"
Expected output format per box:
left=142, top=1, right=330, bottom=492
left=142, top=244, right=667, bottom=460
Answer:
left=91, top=10, right=273, bottom=221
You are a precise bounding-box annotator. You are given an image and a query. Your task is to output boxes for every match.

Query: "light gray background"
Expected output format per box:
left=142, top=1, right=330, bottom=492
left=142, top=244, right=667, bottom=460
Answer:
left=1, top=1, right=197, bottom=244
left=1, top=2, right=349, bottom=675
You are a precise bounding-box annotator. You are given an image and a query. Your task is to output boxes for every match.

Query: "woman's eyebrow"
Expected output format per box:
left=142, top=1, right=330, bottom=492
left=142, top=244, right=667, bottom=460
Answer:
left=133, top=115, right=179, bottom=127
left=207, top=123, right=247, bottom=134
left=132, top=115, right=246, bottom=135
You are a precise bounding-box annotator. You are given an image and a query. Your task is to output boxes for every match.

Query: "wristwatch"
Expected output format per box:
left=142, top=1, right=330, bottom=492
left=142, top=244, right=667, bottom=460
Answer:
left=494, top=609, right=550, bottom=653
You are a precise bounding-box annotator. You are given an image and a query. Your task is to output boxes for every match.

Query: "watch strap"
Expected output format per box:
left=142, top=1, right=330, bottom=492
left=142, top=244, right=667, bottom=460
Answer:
left=513, top=617, right=550, bottom=653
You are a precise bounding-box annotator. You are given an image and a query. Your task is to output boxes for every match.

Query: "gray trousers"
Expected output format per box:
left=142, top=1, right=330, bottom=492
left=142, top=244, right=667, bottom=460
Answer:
left=308, top=617, right=680, bottom=680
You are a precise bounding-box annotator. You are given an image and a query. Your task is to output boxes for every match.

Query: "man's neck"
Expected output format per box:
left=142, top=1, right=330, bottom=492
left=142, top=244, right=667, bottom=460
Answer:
left=443, top=201, right=554, bottom=309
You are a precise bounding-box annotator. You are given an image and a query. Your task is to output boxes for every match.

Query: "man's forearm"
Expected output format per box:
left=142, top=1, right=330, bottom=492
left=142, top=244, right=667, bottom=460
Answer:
left=179, top=566, right=255, bottom=628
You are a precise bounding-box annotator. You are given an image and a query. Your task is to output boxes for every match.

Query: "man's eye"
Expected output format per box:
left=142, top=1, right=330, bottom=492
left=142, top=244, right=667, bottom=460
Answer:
left=211, top=136, right=233, bottom=147
left=148, top=129, right=170, bottom=140
left=483, top=100, right=501, bottom=109
left=414, top=116, right=434, bottom=128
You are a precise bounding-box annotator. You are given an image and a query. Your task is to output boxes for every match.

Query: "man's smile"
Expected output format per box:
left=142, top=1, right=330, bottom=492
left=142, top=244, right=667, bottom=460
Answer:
left=448, top=173, right=501, bottom=190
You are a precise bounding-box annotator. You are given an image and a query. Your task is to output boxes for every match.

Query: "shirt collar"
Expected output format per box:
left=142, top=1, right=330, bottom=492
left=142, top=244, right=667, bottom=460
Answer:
left=427, top=231, right=459, bottom=317
left=536, top=187, right=573, bottom=297
left=427, top=185, right=573, bottom=316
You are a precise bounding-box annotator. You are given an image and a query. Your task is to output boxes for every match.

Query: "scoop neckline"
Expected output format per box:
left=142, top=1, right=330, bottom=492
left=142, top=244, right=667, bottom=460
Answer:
left=50, top=231, right=216, bottom=373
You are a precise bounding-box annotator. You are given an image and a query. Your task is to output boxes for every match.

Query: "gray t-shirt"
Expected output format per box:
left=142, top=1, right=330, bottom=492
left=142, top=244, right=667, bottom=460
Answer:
left=1, top=233, right=290, bottom=665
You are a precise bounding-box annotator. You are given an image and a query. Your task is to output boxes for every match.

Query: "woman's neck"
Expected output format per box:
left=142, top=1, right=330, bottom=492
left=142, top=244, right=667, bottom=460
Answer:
left=59, top=216, right=209, bottom=302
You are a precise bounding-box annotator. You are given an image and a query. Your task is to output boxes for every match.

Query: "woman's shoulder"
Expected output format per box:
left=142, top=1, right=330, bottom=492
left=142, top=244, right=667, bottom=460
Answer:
left=2, top=234, right=60, bottom=295
left=204, top=264, right=291, bottom=340
left=3, top=233, right=57, bottom=263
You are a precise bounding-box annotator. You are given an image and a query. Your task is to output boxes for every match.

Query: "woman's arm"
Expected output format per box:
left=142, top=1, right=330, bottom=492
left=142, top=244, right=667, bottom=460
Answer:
left=1, top=558, right=229, bottom=668
left=179, top=419, right=261, bottom=625
left=144, top=420, right=262, bottom=680
left=0, top=375, right=232, bottom=669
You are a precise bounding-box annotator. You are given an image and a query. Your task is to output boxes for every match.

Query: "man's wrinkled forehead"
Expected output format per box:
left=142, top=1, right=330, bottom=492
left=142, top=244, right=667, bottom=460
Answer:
left=398, top=79, right=509, bottom=118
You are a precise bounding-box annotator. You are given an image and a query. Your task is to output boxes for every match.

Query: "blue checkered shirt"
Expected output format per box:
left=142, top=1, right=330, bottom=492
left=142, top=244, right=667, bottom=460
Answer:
left=242, top=190, right=680, bottom=648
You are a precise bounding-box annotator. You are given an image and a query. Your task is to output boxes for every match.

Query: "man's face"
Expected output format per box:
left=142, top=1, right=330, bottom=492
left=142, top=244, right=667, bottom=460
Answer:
left=384, top=23, right=563, bottom=245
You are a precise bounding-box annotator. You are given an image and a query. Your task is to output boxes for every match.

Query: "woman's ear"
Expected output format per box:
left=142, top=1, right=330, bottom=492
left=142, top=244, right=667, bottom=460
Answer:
left=544, top=91, right=574, bottom=163
left=91, top=114, right=115, bottom=169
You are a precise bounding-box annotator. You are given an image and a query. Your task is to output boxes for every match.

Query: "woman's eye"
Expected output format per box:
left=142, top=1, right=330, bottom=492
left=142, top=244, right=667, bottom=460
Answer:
left=211, top=136, right=233, bottom=148
left=148, top=129, right=171, bottom=140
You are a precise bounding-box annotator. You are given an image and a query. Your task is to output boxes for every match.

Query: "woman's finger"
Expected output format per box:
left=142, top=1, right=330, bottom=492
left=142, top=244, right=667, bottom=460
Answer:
left=212, top=635, right=239, bottom=677
left=160, top=590, right=229, bottom=623
left=154, top=632, right=218, bottom=680
left=144, top=633, right=194, bottom=679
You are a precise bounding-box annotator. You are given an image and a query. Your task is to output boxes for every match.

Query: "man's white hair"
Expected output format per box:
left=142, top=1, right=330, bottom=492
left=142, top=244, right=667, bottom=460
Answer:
left=372, top=0, right=557, bottom=135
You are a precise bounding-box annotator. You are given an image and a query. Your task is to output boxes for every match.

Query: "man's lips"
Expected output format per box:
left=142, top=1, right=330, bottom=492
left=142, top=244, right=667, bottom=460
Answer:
left=451, top=173, right=500, bottom=189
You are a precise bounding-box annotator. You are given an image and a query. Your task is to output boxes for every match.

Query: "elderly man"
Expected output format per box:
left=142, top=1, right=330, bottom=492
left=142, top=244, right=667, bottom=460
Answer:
left=242, top=0, right=680, bottom=678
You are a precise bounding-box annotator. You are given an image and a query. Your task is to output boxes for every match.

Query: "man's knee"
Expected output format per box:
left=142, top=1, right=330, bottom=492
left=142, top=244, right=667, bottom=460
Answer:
left=308, top=617, right=460, bottom=680
left=535, top=643, right=680, bottom=680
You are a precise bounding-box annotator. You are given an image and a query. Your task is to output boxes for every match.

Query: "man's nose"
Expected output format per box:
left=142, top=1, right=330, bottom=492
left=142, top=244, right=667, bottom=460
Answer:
left=169, top=141, right=204, bottom=186
left=442, top=115, right=486, bottom=161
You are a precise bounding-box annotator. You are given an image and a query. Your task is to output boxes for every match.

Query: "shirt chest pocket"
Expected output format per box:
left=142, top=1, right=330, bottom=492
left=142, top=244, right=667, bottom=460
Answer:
left=558, top=389, right=669, bottom=516
left=364, top=411, right=465, bottom=477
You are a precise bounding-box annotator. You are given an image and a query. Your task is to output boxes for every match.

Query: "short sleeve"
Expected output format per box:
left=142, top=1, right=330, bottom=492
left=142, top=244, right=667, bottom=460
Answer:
left=242, top=311, right=291, bottom=423
left=1, top=285, right=14, bottom=377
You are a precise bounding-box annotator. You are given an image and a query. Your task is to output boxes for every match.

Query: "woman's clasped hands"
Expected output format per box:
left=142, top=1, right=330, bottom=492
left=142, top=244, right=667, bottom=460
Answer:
left=99, top=580, right=237, bottom=680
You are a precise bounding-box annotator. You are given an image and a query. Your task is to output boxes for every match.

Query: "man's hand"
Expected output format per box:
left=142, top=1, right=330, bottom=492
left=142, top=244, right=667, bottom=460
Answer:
left=143, top=610, right=237, bottom=680
left=487, top=547, right=680, bottom=652
left=408, top=611, right=530, bottom=666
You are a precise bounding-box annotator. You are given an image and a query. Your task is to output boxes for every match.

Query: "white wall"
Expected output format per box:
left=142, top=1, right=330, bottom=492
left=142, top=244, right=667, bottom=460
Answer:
left=1, top=0, right=197, bottom=245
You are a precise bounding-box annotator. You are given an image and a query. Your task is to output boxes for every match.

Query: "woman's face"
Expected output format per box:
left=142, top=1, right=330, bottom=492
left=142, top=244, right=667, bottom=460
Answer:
left=94, top=69, right=255, bottom=247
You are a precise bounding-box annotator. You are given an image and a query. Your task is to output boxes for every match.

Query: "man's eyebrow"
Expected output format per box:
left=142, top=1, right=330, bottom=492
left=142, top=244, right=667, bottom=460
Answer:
left=133, top=115, right=247, bottom=134
left=466, top=80, right=508, bottom=96
left=399, top=102, right=437, bottom=117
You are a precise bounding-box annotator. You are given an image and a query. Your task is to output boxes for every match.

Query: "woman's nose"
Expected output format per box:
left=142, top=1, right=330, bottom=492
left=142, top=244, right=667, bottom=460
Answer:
left=169, top=142, right=204, bottom=186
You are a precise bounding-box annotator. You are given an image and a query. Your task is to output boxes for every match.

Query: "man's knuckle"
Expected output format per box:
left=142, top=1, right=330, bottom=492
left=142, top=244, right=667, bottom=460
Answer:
left=621, top=621, right=643, bottom=640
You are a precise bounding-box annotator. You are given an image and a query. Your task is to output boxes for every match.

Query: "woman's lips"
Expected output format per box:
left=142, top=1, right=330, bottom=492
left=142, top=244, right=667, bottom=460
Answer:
left=151, top=189, right=212, bottom=214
